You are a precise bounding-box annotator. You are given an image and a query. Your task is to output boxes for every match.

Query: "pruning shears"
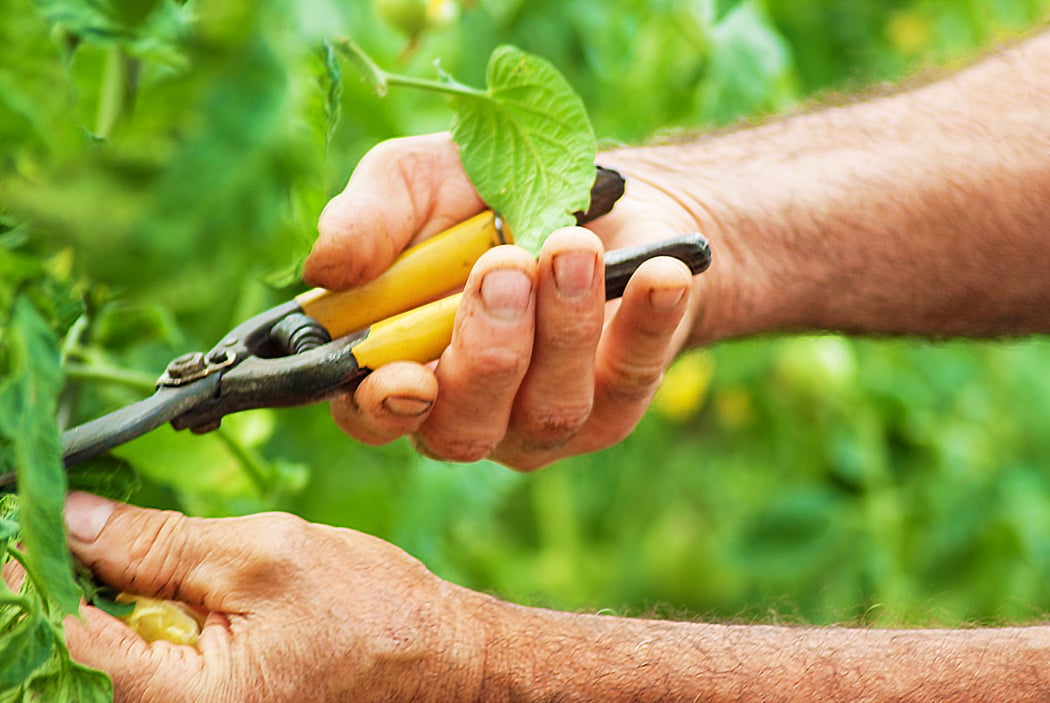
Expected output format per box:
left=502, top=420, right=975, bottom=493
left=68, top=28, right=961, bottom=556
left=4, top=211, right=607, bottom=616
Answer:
left=0, top=168, right=712, bottom=487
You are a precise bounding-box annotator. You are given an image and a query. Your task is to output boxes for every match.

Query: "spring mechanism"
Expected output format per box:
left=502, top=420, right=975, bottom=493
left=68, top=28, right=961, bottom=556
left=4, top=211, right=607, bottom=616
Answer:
left=271, top=313, right=332, bottom=355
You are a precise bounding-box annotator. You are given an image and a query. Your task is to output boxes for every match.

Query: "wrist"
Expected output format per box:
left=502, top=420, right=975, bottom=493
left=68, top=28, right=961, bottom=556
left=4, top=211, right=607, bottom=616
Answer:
left=419, top=580, right=495, bottom=702
left=598, top=143, right=775, bottom=346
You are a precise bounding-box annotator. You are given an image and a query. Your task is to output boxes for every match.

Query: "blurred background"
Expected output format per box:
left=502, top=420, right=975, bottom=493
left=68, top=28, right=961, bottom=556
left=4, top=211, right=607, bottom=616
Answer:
left=5, top=0, right=1050, bottom=626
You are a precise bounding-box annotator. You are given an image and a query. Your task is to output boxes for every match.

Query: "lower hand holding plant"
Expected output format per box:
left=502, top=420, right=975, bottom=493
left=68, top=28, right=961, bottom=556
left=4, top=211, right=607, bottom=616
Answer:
left=57, top=492, right=488, bottom=703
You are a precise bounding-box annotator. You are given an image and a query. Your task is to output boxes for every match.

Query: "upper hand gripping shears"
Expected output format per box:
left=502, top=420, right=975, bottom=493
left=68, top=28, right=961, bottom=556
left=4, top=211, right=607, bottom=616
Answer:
left=0, top=168, right=712, bottom=486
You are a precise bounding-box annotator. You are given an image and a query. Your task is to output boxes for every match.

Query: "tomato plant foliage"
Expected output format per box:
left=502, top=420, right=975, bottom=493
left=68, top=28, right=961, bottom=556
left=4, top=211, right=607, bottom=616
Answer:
left=1, top=0, right=598, bottom=696
left=4, top=0, right=1050, bottom=699
left=0, top=242, right=113, bottom=699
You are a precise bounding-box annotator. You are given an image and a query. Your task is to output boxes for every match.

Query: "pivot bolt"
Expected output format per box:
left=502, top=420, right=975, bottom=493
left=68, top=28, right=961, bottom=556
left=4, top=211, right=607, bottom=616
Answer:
left=166, top=352, right=206, bottom=379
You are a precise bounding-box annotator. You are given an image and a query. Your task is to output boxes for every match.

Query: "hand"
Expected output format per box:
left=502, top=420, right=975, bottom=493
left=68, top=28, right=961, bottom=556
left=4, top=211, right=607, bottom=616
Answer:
left=304, top=133, right=716, bottom=470
left=56, top=492, right=487, bottom=703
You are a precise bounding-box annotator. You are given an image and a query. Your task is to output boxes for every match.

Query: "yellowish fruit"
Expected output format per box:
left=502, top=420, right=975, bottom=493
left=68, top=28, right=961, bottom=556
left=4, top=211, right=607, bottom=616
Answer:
left=116, top=594, right=205, bottom=647
left=375, top=0, right=428, bottom=37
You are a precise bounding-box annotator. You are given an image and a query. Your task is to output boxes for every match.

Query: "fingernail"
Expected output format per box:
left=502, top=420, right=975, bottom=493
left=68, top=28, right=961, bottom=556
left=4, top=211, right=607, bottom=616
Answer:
left=65, top=492, right=115, bottom=543
left=383, top=395, right=433, bottom=418
left=480, top=268, right=532, bottom=321
left=552, top=251, right=596, bottom=297
left=649, top=287, right=686, bottom=312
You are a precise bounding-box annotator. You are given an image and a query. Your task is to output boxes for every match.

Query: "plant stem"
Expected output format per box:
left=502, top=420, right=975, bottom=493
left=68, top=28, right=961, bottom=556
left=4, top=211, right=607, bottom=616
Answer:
left=0, top=591, right=31, bottom=611
left=385, top=72, right=486, bottom=98
left=3, top=545, right=46, bottom=614
left=215, top=428, right=271, bottom=496
left=96, top=46, right=127, bottom=139
left=60, top=314, right=90, bottom=365
left=334, top=38, right=486, bottom=100
left=64, top=362, right=156, bottom=394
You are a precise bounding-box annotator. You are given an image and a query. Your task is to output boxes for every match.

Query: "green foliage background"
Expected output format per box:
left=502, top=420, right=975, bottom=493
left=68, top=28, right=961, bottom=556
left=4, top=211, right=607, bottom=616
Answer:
left=4, top=0, right=1050, bottom=636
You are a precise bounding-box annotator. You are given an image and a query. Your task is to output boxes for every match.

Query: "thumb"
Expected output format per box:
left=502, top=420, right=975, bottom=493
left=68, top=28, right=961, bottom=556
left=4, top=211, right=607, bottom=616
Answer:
left=304, top=132, right=484, bottom=290
left=65, top=492, right=275, bottom=613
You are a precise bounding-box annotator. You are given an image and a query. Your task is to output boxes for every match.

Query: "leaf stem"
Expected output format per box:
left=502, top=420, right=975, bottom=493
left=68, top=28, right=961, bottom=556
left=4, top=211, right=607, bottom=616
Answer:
left=60, top=314, right=90, bottom=365
left=333, top=38, right=486, bottom=100
left=215, top=428, right=271, bottom=496
left=385, top=72, right=486, bottom=99
left=0, top=590, right=31, bottom=611
left=64, top=362, right=156, bottom=395
left=3, top=545, right=47, bottom=615
left=333, top=38, right=388, bottom=95
left=96, top=46, right=128, bottom=139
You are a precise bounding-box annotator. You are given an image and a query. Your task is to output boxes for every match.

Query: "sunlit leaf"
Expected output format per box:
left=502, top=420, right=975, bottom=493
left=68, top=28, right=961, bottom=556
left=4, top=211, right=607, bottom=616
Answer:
left=450, top=45, right=596, bottom=253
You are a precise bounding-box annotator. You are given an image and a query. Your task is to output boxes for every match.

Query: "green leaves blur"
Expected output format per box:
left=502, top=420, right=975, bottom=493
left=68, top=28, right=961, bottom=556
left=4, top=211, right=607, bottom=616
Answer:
left=0, top=239, right=112, bottom=700
left=4, top=300, right=79, bottom=618
left=2, top=8, right=1050, bottom=703
left=449, top=46, right=596, bottom=252
left=2, top=0, right=343, bottom=308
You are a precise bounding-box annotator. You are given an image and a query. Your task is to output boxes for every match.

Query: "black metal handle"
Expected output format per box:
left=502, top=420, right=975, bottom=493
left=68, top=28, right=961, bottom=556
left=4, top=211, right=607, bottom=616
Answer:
left=604, top=233, right=712, bottom=300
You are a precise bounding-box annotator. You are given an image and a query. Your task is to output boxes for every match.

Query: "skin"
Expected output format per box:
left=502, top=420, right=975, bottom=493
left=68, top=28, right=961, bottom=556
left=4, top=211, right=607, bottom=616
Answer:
left=304, top=32, right=1050, bottom=470
left=305, top=136, right=697, bottom=470
left=50, top=493, right=1050, bottom=702
left=6, top=27, right=1048, bottom=703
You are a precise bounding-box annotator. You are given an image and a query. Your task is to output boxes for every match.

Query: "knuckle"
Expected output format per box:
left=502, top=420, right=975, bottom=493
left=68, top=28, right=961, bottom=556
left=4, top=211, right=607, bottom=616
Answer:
left=416, top=433, right=497, bottom=463
left=246, top=513, right=312, bottom=569
left=541, top=315, right=602, bottom=354
left=492, top=446, right=559, bottom=473
left=330, top=395, right=395, bottom=446
left=255, top=512, right=310, bottom=548
left=508, top=457, right=547, bottom=473
left=218, top=513, right=314, bottom=600
left=120, top=510, right=191, bottom=600
left=603, top=359, right=666, bottom=405
left=466, top=345, right=529, bottom=384
left=515, top=402, right=591, bottom=445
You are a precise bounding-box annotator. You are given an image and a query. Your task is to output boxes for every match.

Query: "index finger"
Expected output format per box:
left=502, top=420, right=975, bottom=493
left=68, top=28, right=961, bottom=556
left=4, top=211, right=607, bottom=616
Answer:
left=304, top=133, right=485, bottom=290
left=65, top=493, right=305, bottom=613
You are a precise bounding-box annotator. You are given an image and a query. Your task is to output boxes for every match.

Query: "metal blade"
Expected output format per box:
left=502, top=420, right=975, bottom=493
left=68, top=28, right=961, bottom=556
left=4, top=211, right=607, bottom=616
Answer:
left=60, top=375, right=221, bottom=468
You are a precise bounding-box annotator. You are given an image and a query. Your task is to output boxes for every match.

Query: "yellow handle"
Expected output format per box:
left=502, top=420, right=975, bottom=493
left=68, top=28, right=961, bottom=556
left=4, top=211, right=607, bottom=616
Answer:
left=351, top=293, right=462, bottom=370
left=296, top=212, right=505, bottom=339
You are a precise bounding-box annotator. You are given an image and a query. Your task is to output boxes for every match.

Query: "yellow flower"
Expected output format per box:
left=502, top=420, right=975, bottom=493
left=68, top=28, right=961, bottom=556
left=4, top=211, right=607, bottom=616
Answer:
left=652, top=350, right=715, bottom=422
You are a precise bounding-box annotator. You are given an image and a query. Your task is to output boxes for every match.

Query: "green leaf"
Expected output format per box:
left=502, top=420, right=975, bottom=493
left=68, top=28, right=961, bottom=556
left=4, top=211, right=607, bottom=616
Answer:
left=7, top=299, right=81, bottom=618
left=0, top=517, right=17, bottom=542
left=319, top=40, right=344, bottom=148
left=715, top=0, right=746, bottom=21
left=22, top=654, right=113, bottom=703
left=449, top=45, right=596, bottom=254
left=0, top=610, right=54, bottom=691
left=696, top=0, right=796, bottom=125
left=74, top=560, right=135, bottom=619
left=0, top=602, right=23, bottom=636
left=66, top=455, right=140, bottom=503
left=0, top=494, right=17, bottom=522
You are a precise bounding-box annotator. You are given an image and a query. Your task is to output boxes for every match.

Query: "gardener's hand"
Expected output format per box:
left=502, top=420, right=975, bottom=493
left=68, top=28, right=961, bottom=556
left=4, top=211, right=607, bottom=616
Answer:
left=62, top=492, right=488, bottom=703
left=305, top=133, right=719, bottom=470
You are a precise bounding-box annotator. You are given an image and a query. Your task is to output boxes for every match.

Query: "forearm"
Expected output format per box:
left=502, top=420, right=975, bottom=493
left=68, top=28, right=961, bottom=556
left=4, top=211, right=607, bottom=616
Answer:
left=470, top=594, right=1050, bottom=702
left=604, top=30, right=1050, bottom=345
